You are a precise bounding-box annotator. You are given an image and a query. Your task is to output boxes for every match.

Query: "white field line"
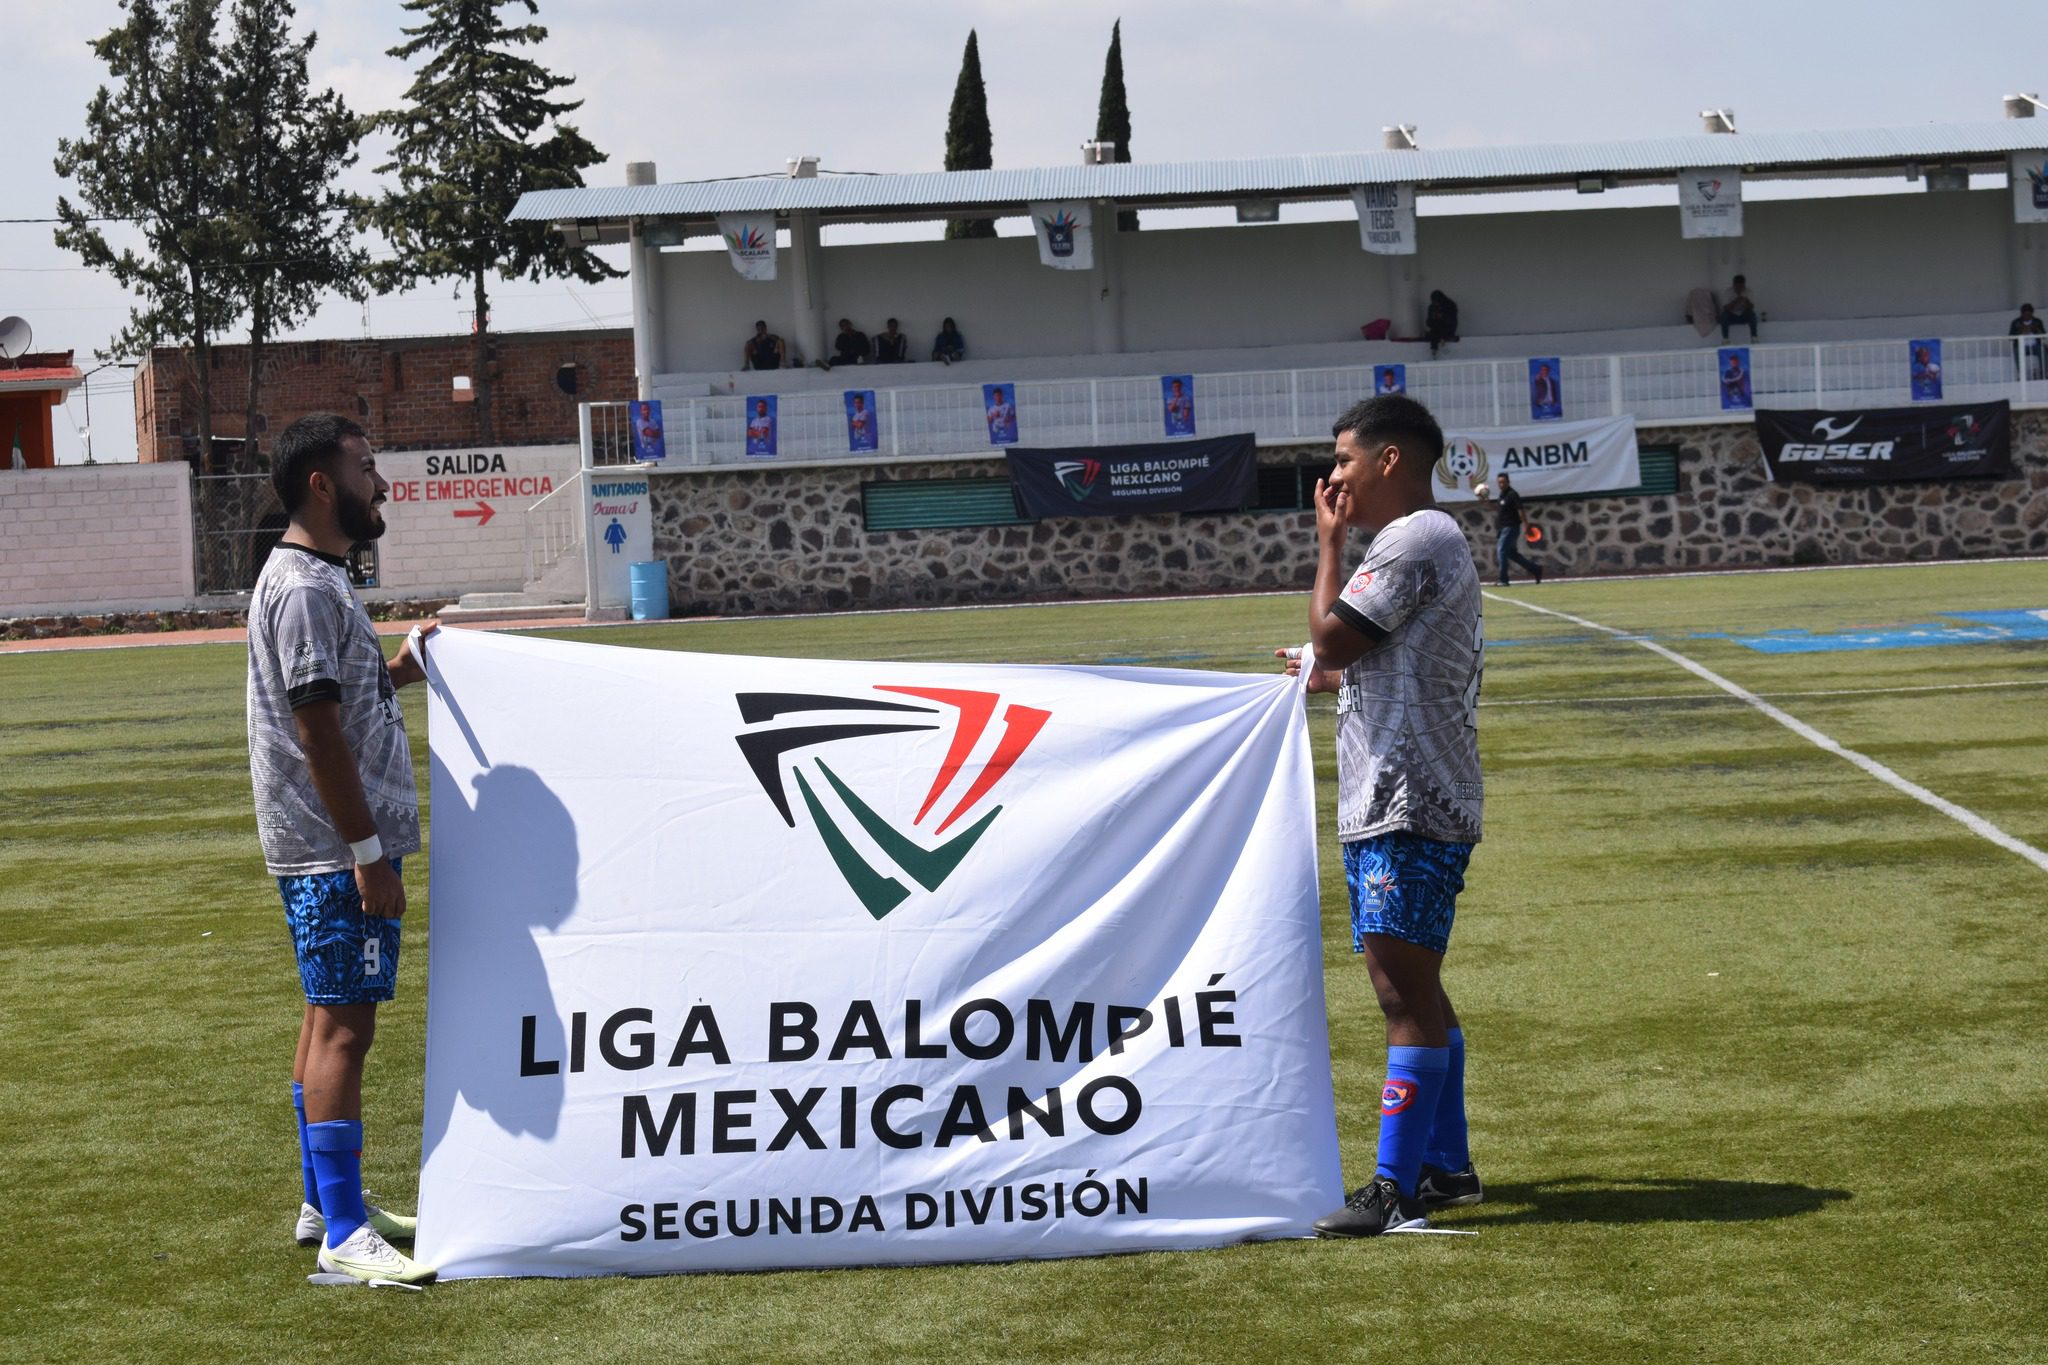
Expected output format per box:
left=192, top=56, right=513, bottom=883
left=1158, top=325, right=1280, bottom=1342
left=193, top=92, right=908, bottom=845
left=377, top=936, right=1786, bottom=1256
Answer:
left=1483, top=591, right=2048, bottom=874
left=1483, top=678, right=2048, bottom=708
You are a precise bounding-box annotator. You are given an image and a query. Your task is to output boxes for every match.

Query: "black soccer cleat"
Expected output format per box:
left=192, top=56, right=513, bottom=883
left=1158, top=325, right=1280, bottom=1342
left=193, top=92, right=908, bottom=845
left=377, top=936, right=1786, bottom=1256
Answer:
left=1313, top=1176, right=1429, bottom=1238
left=1416, top=1162, right=1484, bottom=1209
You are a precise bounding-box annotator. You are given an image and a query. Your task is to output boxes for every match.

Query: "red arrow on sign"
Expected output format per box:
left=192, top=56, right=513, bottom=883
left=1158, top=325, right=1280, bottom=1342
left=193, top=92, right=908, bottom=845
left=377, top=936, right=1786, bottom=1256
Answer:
left=453, top=500, right=496, bottom=527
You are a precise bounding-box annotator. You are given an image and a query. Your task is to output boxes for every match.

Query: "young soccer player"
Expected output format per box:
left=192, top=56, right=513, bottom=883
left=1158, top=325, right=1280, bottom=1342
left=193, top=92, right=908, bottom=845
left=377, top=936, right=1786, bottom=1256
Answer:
left=246, top=414, right=437, bottom=1284
left=1281, top=393, right=1485, bottom=1235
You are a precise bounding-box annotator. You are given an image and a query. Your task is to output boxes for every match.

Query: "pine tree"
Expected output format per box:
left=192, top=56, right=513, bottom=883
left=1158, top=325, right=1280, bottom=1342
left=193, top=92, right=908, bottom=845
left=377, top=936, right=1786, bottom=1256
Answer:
left=944, top=30, right=996, bottom=240
left=220, top=0, right=367, bottom=472
left=368, top=0, right=617, bottom=441
left=1095, top=19, right=1138, bottom=231
left=54, top=0, right=241, bottom=470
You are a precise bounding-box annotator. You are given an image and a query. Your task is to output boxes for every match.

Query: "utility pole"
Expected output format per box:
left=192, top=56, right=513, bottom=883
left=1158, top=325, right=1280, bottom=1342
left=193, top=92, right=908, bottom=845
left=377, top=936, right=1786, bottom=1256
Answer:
left=78, top=359, right=136, bottom=464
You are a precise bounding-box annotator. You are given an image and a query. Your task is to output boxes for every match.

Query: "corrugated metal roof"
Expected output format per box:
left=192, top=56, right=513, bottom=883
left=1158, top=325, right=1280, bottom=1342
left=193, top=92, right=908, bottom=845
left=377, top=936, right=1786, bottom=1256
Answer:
left=512, top=122, right=2048, bottom=223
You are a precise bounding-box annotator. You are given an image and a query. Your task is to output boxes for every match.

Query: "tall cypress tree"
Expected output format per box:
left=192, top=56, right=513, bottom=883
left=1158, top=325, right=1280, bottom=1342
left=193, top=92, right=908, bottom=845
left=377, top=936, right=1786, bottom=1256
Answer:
left=944, top=29, right=996, bottom=240
left=1095, top=19, right=1137, bottom=231
left=369, top=0, right=618, bottom=441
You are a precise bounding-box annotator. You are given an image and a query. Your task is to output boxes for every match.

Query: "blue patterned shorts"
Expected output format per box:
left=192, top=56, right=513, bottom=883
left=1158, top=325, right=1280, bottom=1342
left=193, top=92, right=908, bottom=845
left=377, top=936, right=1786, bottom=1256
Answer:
left=277, top=859, right=403, bottom=1006
left=1343, top=834, right=1472, bottom=955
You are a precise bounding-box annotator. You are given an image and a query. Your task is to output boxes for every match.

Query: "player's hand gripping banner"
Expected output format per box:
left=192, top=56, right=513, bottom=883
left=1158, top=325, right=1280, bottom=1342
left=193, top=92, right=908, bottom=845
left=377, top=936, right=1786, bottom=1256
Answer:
left=417, top=629, right=1340, bottom=1278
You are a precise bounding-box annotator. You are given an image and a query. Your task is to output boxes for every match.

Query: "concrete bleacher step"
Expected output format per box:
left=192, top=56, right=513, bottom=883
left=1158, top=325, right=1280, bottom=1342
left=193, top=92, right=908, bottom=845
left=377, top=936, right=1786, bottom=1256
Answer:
left=441, top=591, right=585, bottom=623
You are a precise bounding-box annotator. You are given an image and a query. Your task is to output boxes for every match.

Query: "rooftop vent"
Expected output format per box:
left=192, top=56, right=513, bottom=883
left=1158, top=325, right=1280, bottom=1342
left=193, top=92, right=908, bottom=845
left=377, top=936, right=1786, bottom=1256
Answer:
left=1081, top=141, right=1117, bottom=165
left=1700, top=109, right=1738, bottom=134
left=1382, top=125, right=1418, bottom=151
left=786, top=156, right=819, bottom=178
left=2005, top=93, right=2042, bottom=119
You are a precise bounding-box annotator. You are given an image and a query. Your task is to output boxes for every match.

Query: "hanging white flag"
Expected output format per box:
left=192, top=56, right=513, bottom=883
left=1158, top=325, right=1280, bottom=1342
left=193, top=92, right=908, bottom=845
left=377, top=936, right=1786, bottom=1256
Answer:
left=1679, top=168, right=1743, bottom=238
left=1350, top=184, right=1416, bottom=255
left=717, top=213, right=777, bottom=281
left=2010, top=151, right=2048, bottom=224
left=1030, top=201, right=1094, bottom=270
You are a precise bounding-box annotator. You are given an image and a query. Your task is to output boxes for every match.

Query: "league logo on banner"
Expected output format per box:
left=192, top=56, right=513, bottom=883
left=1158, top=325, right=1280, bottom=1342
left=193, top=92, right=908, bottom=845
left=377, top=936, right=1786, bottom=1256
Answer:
left=1718, top=348, right=1754, bottom=412
left=1030, top=201, right=1094, bottom=271
left=1430, top=416, right=1642, bottom=503
left=1909, top=340, right=1943, bottom=402
left=1528, top=358, right=1563, bottom=421
left=1757, top=402, right=2012, bottom=484
left=744, top=396, right=778, bottom=458
left=1679, top=167, right=1743, bottom=238
left=717, top=214, right=777, bottom=281
left=844, top=391, right=879, bottom=453
left=1373, top=364, right=1406, bottom=396
left=1007, top=433, right=1256, bottom=519
left=2010, top=151, right=2048, bottom=224
left=984, top=384, right=1020, bottom=447
left=1349, top=184, right=1416, bottom=255
left=630, top=399, right=668, bottom=462
left=1161, top=376, right=1196, bottom=438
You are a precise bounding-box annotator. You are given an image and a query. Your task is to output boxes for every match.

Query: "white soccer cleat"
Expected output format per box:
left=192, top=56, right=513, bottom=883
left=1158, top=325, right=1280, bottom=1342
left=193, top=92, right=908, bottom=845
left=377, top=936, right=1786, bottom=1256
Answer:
left=295, top=1198, right=417, bottom=1247
left=316, top=1224, right=436, bottom=1286
left=294, top=1201, right=323, bottom=1248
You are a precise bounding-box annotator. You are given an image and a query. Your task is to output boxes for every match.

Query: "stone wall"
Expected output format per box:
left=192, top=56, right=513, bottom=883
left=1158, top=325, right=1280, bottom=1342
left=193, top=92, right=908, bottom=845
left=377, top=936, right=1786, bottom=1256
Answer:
left=647, top=416, right=2048, bottom=616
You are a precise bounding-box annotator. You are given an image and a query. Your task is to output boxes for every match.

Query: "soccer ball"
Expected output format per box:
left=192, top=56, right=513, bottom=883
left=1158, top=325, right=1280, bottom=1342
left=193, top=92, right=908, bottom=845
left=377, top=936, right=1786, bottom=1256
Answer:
left=1471, top=480, right=1491, bottom=500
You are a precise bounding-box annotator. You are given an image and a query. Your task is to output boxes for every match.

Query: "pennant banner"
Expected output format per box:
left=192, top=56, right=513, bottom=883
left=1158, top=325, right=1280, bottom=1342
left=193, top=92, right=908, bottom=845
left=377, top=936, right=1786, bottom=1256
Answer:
left=1350, top=184, right=1416, bottom=255
left=1679, top=167, right=1743, bottom=238
left=1430, top=415, right=1642, bottom=502
left=2012, top=151, right=2048, bottom=224
left=718, top=213, right=777, bottom=281
left=416, top=629, right=1340, bottom=1279
left=1030, top=200, right=1094, bottom=270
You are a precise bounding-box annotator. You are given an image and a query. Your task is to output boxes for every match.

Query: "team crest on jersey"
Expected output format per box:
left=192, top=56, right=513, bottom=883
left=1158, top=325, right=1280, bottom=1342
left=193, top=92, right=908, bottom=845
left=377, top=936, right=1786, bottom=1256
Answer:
left=1381, top=1078, right=1418, bottom=1114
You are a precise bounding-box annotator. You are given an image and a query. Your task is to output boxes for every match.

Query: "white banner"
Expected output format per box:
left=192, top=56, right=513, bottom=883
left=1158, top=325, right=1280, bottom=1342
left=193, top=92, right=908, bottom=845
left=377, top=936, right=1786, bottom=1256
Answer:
left=1431, top=414, right=1642, bottom=502
left=717, top=213, right=777, bottom=280
left=1678, top=167, right=1743, bottom=238
left=1350, top=184, right=1416, bottom=255
left=2011, top=151, right=2048, bottom=224
left=1030, top=200, right=1094, bottom=270
left=416, top=629, right=1340, bottom=1279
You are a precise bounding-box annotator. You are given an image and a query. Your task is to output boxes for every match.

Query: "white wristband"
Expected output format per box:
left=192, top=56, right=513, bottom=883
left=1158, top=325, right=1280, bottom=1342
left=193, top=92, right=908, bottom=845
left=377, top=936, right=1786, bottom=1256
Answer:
left=349, top=833, right=385, bottom=865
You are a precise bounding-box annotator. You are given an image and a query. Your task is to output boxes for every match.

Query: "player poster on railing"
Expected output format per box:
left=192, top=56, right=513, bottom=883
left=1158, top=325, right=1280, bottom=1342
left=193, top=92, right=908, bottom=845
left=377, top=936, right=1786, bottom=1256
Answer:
left=1030, top=201, right=1094, bottom=270
left=1373, top=364, right=1405, bottom=396
left=1349, top=184, right=1415, bottom=255
left=1910, top=341, right=1943, bottom=401
left=1162, top=376, right=1196, bottom=437
left=1718, top=349, right=1753, bottom=411
left=718, top=214, right=777, bottom=281
left=844, top=391, right=879, bottom=453
left=1679, top=168, right=1743, bottom=238
left=631, top=399, right=667, bottom=462
left=984, top=384, right=1020, bottom=446
left=744, top=396, right=778, bottom=457
left=1528, top=359, right=1563, bottom=421
left=2010, top=151, right=2048, bottom=224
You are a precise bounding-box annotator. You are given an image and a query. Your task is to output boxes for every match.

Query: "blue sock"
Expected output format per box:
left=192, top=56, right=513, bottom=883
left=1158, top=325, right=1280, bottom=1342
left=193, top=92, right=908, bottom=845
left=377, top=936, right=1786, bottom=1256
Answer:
left=1423, top=1028, right=1470, bottom=1172
left=1374, top=1045, right=1449, bottom=1197
left=306, top=1119, right=367, bottom=1247
left=292, top=1082, right=320, bottom=1212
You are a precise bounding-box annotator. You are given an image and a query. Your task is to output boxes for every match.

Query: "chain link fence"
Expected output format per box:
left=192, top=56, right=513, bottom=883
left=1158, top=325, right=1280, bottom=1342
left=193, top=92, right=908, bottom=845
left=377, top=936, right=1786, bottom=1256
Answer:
left=189, top=472, right=376, bottom=594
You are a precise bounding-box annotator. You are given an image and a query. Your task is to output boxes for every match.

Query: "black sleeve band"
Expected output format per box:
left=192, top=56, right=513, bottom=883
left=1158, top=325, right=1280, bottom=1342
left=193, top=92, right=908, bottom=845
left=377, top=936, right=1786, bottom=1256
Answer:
left=286, top=679, right=342, bottom=709
left=1329, top=598, right=1390, bottom=643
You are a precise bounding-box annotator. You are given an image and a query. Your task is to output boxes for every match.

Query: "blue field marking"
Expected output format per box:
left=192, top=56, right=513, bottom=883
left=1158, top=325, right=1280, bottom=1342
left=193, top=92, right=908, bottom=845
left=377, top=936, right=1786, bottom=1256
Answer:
left=1728, top=609, right=2048, bottom=654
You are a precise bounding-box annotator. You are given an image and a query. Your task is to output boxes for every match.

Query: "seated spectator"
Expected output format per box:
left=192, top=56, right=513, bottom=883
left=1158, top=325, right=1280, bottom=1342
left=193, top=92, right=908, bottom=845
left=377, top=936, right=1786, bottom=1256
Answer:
left=742, top=320, right=785, bottom=371
left=2010, top=302, right=2045, bottom=378
left=1719, top=275, right=1758, bottom=341
left=1424, top=291, right=1458, bottom=358
left=874, top=318, right=910, bottom=364
left=827, top=318, right=870, bottom=368
left=932, top=317, right=967, bottom=364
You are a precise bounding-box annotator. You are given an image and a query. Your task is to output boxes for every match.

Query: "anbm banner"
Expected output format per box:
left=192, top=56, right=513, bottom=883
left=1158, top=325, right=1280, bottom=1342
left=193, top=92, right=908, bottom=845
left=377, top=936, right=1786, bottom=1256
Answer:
left=1756, top=402, right=2012, bottom=484
left=1430, top=415, right=1642, bottom=503
left=1350, top=184, right=1416, bottom=255
left=416, top=629, right=1339, bottom=1278
left=1679, top=167, right=1743, bottom=238
left=1030, top=201, right=1094, bottom=270
left=717, top=214, right=777, bottom=281
left=1006, top=433, right=1256, bottom=518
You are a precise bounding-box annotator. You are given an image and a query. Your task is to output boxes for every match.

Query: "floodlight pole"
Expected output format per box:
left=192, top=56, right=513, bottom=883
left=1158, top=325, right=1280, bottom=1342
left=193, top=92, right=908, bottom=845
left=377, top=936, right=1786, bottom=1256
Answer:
left=79, top=360, right=136, bottom=465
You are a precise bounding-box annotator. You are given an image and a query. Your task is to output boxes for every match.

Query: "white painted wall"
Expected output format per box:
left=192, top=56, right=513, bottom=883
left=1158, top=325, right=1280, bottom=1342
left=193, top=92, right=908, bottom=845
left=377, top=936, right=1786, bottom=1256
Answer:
left=654, top=189, right=2033, bottom=377
left=0, top=464, right=195, bottom=616
left=365, top=444, right=583, bottom=599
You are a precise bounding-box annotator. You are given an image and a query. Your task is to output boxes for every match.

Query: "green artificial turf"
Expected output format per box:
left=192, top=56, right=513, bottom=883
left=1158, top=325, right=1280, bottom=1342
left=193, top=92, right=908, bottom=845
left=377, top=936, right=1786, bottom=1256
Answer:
left=2, top=561, right=2043, bottom=1362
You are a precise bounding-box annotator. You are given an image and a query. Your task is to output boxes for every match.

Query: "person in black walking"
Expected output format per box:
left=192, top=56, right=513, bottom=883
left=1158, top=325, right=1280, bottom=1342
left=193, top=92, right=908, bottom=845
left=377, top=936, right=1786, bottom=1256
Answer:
left=1493, top=473, right=1543, bottom=587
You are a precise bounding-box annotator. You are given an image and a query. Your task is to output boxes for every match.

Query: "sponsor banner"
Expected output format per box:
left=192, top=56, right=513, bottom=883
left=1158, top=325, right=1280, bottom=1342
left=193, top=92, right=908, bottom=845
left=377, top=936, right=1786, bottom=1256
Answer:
left=984, top=384, right=1020, bottom=447
left=1718, top=348, right=1753, bottom=412
left=1349, top=184, right=1416, bottom=255
left=416, top=628, right=1339, bottom=1278
left=1528, top=358, right=1563, bottom=421
left=2011, top=151, right=2048, bottom=224
left=1373, top=364, right=1405, bottom=396
left=717, top=214, right=777, bottom=281
left=630, top=400, right=667, bottom=463
left=1756, top=402, right=2012, bottom=484
left=1431, top=415, right=1641, bottom=502
left=1007, top=433, right=1256, bottom=518
left=1030, top=201, right=1094, bottom=270
left=844, top=391, right=879, bottom=454
left=1909, top=339, right=1943, bottom=402
left=584, top=471, right=652, bottom=612
left=744, top=396, right=778, bottom=458
left=1679, top=167, right=1743, bottom=238
left=1161, top=375, right=1196, bottom=438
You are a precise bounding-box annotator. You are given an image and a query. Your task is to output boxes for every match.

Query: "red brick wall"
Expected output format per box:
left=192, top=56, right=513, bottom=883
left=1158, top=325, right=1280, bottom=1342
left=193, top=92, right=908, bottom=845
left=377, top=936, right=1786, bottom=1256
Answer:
left=134, top=328, right=634, bottom=463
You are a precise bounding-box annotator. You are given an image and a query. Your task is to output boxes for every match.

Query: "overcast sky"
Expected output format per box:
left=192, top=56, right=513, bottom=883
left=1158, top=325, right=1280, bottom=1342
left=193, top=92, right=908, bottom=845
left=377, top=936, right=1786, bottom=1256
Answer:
left=5, top=0, right=2040, bottom=463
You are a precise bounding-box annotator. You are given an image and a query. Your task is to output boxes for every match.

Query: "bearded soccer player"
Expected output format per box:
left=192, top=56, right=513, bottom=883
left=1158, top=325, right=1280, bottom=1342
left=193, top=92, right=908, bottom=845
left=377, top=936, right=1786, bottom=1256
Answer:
left=247, top=414, right=437, bottom=1284
left=1280, top=393, right=1485, bottom=1236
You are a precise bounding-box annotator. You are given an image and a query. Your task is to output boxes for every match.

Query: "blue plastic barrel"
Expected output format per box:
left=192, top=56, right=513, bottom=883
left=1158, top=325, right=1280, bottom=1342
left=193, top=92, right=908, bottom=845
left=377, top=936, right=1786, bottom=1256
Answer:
left=629, top=559, right=670, bottom=621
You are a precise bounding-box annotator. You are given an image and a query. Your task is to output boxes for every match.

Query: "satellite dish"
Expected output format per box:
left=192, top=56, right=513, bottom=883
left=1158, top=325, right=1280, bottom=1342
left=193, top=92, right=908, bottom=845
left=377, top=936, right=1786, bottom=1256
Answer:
left=0, top=317, right=31, bottom=360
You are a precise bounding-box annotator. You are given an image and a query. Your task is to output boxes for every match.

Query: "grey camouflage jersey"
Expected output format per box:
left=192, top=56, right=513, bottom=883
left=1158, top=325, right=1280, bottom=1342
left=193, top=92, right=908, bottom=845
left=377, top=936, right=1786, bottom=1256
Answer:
left=1327, top=508, right=1484, bottom=844
left=246, top=544, right=421, bottom=875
